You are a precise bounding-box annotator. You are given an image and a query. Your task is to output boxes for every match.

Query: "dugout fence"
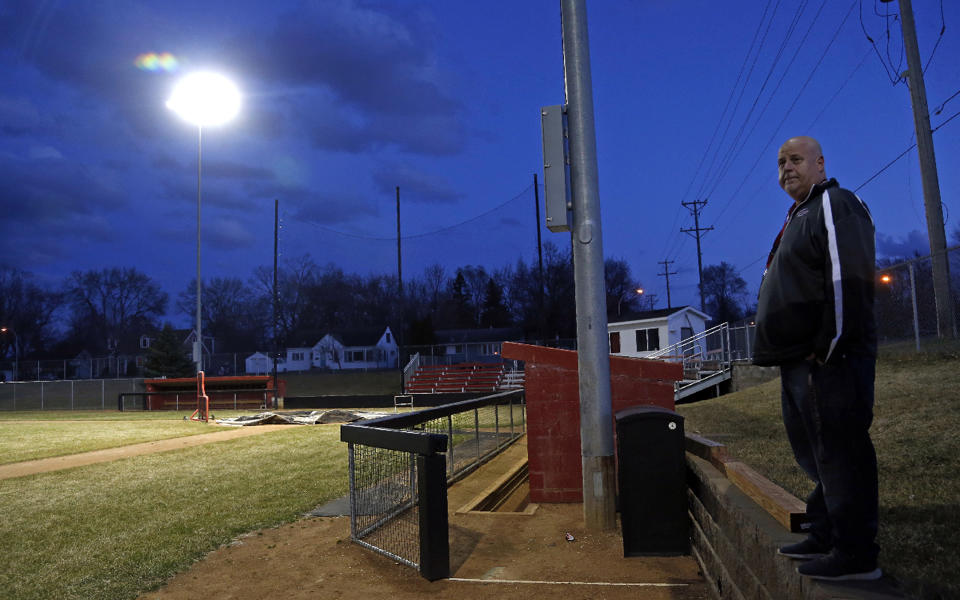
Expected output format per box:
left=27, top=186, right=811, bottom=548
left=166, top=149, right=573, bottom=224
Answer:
left=339, top=389, right=525, bottom=580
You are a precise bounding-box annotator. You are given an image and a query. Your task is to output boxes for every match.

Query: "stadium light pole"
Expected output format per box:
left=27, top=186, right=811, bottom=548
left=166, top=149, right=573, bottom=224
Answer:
left=0, top=327, right=18, bottom=382
left=166, top=71, right=241, bottom=374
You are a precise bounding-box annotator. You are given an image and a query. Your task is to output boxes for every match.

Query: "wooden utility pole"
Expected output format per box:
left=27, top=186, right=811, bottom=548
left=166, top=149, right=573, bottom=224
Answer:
left=534, top=174, right=547, bottom=344
left=681, top=199, right=713, bottom=312
left=887, top=0, right=954, bottom=338
left=658, top=259, right=678, bottom=308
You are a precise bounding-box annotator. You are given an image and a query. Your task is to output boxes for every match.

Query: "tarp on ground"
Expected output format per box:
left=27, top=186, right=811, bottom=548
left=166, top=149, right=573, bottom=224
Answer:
left=216, top=410, right=387, bottom=426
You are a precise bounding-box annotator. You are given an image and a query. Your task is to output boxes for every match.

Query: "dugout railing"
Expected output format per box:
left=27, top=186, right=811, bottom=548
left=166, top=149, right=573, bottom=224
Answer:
left=339, top=389, right=525, bottom=580
left=117, top=388, right=278, bottom=411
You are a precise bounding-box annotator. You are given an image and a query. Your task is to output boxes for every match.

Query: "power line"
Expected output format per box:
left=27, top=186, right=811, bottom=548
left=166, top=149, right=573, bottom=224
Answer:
left=922, top=0, right=946, bottom=75
left=934, top=88, right=960, bottom=115
left=706, top=0, right=811, bottom=200
left=300, top=181, right=534, bottom=241
left=708, top=0, right=858, bottom=231
left=664, top=0, right=775, bottom=262
left=693, top=0, right=782, bottom=204
left=854, top=102, right=960, bottom=193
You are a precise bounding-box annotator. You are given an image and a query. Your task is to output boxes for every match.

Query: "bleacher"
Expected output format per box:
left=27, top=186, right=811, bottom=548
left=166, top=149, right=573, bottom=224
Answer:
left=406, top=362, right=515, bottom=394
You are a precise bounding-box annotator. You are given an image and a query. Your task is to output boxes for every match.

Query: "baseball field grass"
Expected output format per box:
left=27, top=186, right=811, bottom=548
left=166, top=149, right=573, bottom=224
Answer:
left=0, top=422, right=346, bottom=600
left=679, top=343, right=960, bottom=600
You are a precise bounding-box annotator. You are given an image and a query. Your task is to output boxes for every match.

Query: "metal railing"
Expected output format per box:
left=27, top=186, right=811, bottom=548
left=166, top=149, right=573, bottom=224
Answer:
left=340, top=389, right=525, bottom=580
left=648, top=323, right=733, bottom=398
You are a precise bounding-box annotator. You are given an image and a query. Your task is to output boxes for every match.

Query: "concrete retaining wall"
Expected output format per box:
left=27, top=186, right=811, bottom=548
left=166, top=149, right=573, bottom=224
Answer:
left=686, top=453, right=904, bottom=599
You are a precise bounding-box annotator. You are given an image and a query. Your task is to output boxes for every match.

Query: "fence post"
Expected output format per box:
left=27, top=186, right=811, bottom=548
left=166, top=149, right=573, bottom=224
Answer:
left=102, top=379, right=105, bottom=409
left=474, top=408, right=480, bottom=462
left=447, top=415, right=454, bottom=476
left=417, top=452, right=449, bottom=581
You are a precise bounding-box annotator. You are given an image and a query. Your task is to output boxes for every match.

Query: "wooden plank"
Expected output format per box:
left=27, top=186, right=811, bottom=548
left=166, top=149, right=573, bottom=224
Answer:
left=684, top=432, right=729, bottom=472
left=722, top=460, right=808, bottom=533
left=685, top=432, right=807, bottom=533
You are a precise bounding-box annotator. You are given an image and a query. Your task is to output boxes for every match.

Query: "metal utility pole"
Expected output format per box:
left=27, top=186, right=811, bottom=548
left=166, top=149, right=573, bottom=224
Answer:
left=194, top=126, right=203, bottom=375
left=561, top=0, right=616, bottom=531
left=272, top=198, right=279, bottom=407
left=534, top=174, right=546, bottom=343
left=658, top=259, right=678, bottom=308
left=681, top=199, right=713, bottom=311
left=887, top=0, right=954, bottom=339
left=396, top=186, right=405, bottom=393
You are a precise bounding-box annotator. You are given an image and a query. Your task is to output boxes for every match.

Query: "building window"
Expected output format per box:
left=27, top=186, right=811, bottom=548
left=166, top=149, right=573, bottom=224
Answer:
left=609, top=331, right=621, bottom=354
left=635, top=328, right=660, bottom=351
left=140, top=336, right=151, bottom=349
left=291, top=352, right=305, bottom=361
left=349, top=350, right=364, bottom=362
left=681, top=326, right=694, bottom=340
left=386, top=332, right=391, bottom=343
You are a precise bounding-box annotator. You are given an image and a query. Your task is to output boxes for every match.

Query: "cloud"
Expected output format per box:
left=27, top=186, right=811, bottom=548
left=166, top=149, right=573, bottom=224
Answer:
left=202, top=160, right=274, bottom=180
left=0, top=154, right=128, bottom=266
left=291, top=190, right=379, bottom=226
left=876, top=230, right=930, bottom=259
left=206, top=218, right=257, bottom=249
left=0, top=94, right=47, bottom=135
left=372, top=164, right=464, bottom=204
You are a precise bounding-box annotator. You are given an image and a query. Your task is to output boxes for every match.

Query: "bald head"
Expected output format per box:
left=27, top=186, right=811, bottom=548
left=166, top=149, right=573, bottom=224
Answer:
left=777, top=136, right=826, bottom=202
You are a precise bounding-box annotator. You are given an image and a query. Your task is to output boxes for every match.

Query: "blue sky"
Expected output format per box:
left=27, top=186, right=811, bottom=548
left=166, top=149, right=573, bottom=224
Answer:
left=1, top=0, right=958, bottom=319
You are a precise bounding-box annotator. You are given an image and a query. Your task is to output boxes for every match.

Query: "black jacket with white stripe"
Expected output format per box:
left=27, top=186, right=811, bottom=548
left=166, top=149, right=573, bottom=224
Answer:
left=753, top=178, right=877, bottom=366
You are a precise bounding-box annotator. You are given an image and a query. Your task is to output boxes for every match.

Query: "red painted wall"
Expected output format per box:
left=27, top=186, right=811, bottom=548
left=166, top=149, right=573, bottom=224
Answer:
left=143, top=375, right=285, bottom=411
left=501, top=342, right=682, bottom=503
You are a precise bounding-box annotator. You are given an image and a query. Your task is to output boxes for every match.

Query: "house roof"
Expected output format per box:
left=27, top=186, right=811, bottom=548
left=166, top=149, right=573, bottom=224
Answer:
left=327, top=327, right=392, bottom=347
left=608, top=305, right=712, bottom=325
left=433, top=327, right=524, bottom=344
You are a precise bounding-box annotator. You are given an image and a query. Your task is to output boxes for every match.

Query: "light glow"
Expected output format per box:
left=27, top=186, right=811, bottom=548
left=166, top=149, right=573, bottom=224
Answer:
left=880, top=274, right=892, bottom=284
left=136, top=52, right=179, bottom=72
left=166, top=72, right=241, bottom=127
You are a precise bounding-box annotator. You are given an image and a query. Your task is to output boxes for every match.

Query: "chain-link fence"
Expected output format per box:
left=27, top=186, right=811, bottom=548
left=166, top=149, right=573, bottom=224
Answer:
left=341, top=390, right=525, bottom=580
left=876, top=245, right=960, bottom=351
left=0, top=378, right=145, bottom=411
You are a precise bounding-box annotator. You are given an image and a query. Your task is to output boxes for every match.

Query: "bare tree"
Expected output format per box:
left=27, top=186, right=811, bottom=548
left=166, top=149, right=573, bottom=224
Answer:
left=0, top=266, right=62, bottom=358
left=64, top=267, right=167, bottom=353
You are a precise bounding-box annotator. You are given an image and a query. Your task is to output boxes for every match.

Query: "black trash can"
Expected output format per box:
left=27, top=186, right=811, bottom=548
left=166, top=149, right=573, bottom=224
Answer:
left=615, top=405, right=689, bottom=556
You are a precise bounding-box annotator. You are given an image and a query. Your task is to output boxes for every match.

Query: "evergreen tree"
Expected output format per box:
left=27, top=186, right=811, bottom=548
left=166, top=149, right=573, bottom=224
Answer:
left=481, top=278, right=512, bottom=328
left=143, top=324, right=194, bottom=378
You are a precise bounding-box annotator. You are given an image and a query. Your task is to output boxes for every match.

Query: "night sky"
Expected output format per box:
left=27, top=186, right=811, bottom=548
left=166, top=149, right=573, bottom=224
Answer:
left=1, top=0, right=958, bottom=322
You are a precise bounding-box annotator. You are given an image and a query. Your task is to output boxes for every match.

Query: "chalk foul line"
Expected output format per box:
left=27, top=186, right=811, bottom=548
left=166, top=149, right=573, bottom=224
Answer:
left=448, top=578, right=688, bottom=587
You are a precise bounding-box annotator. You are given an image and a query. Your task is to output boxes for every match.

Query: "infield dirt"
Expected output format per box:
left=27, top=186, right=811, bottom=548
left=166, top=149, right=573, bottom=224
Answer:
left=139, top=436, right=709, bottom=600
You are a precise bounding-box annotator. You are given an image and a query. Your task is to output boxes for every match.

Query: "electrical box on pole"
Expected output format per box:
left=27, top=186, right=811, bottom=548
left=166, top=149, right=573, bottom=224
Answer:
left=540, top=104, right=572, bottom=232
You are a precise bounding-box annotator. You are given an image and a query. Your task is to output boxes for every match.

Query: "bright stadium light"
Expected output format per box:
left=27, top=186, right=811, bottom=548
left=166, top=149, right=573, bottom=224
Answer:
left=166, top=72, right=241, bottom=127
left=167, top=71, right=241, bottom=375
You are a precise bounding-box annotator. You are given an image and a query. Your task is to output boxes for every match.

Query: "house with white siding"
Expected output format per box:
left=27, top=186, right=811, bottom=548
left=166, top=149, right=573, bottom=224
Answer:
left=607, top=306, right=711, bottom=358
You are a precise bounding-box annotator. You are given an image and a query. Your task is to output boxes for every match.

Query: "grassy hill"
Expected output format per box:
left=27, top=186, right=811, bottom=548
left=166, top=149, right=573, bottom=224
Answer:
left=677, top=344, right=960, bottom=599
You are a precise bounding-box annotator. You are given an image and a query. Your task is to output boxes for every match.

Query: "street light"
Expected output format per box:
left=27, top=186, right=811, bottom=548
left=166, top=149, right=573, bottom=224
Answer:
left=167, top=71, right=241, bottom=373
left=880, top=267, right=920, bottom=352
left=617, top=288, right=644, bottom=316
left=0, top=327, right=18, bottom=382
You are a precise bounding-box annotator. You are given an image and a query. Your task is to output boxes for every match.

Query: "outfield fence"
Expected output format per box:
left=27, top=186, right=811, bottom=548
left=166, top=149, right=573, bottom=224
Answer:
left=340, top=389, right=525, bottom=580
left=0, top=378, right=145, bottom=411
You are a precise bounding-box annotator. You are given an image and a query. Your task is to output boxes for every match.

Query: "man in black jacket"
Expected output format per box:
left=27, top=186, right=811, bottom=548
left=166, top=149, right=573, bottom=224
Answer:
left=754, top=136, right=881, bottom=581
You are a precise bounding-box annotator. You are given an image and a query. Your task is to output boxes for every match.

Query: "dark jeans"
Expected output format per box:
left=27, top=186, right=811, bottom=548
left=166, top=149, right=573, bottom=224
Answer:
left=780, top=355, right=879, bottom=561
